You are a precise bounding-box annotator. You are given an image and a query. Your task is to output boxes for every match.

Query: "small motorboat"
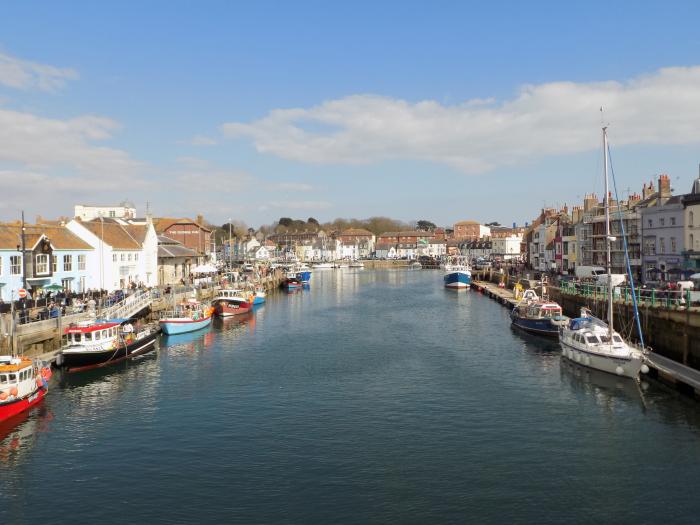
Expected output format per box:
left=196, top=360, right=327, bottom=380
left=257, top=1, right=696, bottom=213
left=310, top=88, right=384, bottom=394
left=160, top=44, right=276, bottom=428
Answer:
left=510, top=289, right=567, bottom=337
left=159, top=299, right=214, bottom=335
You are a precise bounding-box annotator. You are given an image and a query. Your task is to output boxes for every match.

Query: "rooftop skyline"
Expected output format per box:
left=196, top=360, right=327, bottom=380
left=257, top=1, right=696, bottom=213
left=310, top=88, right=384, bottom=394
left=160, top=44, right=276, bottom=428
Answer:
left=3, top=1, right=700, bottom=227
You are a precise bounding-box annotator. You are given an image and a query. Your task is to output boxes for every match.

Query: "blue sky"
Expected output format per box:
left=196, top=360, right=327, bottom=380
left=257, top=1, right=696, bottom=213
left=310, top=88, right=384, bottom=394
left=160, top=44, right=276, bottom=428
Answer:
left=2, top=1, right=700, bottom=227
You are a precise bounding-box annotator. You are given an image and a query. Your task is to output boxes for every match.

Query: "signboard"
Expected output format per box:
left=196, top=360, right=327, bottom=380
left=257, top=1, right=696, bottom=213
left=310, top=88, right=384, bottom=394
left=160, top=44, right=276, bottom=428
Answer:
left=17, top=288, right=27, bottom=299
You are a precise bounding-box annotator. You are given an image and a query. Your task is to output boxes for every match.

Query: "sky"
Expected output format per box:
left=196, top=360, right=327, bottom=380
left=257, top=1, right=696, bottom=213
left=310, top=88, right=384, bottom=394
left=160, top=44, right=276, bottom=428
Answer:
left=2, top=0, right=700, bottom=228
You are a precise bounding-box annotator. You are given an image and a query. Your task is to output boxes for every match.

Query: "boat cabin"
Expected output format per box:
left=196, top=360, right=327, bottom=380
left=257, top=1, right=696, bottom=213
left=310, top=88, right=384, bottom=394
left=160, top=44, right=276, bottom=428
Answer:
left=0, top=356, right=36, bottom=400
left=64, top=321, right=121, bottom=347
left=524, top=302, right=563, bottom=319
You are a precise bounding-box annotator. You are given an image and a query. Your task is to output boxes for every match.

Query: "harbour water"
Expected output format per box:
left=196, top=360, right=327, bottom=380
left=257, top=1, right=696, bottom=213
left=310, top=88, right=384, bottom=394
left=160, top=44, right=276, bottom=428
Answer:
left=2, top=270, right=700, bottom=523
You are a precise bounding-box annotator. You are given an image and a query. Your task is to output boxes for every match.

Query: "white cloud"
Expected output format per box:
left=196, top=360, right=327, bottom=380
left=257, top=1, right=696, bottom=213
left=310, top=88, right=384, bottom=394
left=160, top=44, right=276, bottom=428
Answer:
left=267, top=182, right=315, bottom=192
left=267, top=200, right=331, bottom=210
left=0, top=108, right=142, bottom=175
left=0, top=51, right=77, bottom=91
left=190, top=134, right=218, bottom=146
left=222, top=66, right=700, bottom=173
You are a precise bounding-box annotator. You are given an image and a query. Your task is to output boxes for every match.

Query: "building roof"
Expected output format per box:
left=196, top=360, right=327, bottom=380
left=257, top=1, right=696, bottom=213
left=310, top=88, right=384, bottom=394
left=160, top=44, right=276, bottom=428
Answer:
left=154, top=217, right=212, bottom=233
left=379, top=231, right=432, bottom=238
left=78, top=220, right=148, bottom=250
left=454, top=220, right=480, bottom=226
left=339, top=228, right=374, bottom=237
left=0, top=224, right=92, bottom=250
left=374, top=243, right=394, bottom=250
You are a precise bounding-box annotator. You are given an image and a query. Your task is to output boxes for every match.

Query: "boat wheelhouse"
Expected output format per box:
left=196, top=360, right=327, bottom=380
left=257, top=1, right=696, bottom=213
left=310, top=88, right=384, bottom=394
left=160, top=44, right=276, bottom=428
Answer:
left=510, top=288, right=567, bottom=337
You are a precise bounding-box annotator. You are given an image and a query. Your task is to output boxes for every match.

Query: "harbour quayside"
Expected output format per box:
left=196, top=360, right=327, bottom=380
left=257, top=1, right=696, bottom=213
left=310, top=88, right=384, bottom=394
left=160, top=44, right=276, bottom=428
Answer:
left=559, top=125, right=650, bottom=379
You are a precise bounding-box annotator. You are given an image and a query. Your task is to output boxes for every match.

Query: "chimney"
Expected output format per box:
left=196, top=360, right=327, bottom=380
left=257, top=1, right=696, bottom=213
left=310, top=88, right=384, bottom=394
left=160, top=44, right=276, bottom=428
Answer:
left=658, top=174, right=671, bottom=199
left=642, top=182, right=654, bottom=199
left=583, top=193, right=598, bottom=212
left=196, top=214, right=204, bottom=225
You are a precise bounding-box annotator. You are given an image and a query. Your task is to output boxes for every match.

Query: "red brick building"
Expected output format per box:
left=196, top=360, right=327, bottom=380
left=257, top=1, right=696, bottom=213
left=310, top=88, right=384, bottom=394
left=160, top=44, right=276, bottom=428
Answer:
left=154, top=217, right=211, bottom=257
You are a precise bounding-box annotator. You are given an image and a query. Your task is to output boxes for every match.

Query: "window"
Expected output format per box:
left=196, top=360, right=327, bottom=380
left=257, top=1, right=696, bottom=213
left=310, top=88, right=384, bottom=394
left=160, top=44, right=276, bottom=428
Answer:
left=10, top=255, right=21, bottom=275
left=52, top=255, right=57, bottom=272
left=659, top=238, right=665, bottom=253
left=36, top=254, right=49, bottom=274
left=134, top=253, right=138, bottom=261
left=63, top=255, right=72, bottom=272
left=692, top=234, right=695, bottom=250
left=113, top=253, right=117, bottom=262
left=671, top=217, right=676, bottom=226
left=648, top=219, right=652, bottom=228
left=128, top=253, right=132, bottom=262
left=109, top=210, right=116, bottom=217
left=62, top=278, right=71, bottom=291
left=671, top=237, right=677, bottom=253
left=660, top=218, right=665, bottom=226
left=121, top=253, right=126, bottom=261
left=586, top=335, right=599, bottom=344
left=78, top=254, right=86, bottom=270
left=0, top=257, right=2, bottom=276
left=691, top=211, right=695, bottom=227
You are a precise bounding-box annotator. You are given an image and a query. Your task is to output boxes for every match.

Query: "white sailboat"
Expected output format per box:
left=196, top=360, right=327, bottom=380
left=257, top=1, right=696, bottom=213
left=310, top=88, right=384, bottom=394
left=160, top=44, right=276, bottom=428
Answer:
left=559, top=126, right=650, bottom=378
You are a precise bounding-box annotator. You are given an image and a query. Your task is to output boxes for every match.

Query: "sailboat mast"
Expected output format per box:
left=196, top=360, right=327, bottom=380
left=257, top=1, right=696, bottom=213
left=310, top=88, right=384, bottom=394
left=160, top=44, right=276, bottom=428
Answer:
left=603, top=127, right=613, bottom=341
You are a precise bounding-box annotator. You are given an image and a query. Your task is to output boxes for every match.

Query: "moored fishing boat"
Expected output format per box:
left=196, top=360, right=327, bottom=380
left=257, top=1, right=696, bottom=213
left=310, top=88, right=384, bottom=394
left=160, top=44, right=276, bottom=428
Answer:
left=282, top=274, right=303, bottom=290
left=212, top=289, right=253, bottom=317
left=58, top=318, right=160, bottom=372
left=296, top=270, right=312, bottom=283
left=0, top=356, right=51, bottom=423
left=252, top=286, right=266, bottom=305
left=159, top=299, right=214, bottom=335
left=312, top=262, right=333, bottom=269
left=510, top=289, right=567, bottom=337
left=443, top=256, right=472, bottom=289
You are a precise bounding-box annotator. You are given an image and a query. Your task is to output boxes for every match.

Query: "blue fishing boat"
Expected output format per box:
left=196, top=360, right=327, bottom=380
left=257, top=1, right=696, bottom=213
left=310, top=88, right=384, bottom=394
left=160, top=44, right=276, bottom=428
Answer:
left=510, top=289, right=566, bottom=337
left=296, top=270, right=312, bottom=283
left=443, top=257, right=472, bottom=289
left=159, top=299, right=214, bottom=335
left=252, top=287, right=266, bottom=305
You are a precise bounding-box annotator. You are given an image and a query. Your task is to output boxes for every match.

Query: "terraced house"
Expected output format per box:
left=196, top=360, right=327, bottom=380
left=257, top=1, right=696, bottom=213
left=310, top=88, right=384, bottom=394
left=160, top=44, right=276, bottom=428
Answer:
left=67, top=218, right=158, bottom=291
left=0, top=224, right=93, bottom=302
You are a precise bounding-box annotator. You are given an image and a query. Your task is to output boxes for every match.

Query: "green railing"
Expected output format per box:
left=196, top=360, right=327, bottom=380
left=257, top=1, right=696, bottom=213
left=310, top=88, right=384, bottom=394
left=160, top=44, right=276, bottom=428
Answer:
left=559, top=281, right=691, bottom=309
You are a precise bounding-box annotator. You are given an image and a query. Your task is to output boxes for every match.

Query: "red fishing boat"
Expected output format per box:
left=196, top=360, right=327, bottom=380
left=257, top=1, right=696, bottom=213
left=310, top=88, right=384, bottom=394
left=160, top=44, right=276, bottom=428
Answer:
left=0, top=356, right=51, bottom=423
left=212, top=289, right=253, bottom=317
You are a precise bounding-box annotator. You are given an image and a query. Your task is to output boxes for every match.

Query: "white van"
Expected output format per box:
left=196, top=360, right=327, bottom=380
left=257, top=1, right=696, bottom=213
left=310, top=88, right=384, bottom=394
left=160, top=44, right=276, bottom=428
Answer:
left=575, top=266, right=606, bottom=279
left=596, top=274, right=627, bottom=287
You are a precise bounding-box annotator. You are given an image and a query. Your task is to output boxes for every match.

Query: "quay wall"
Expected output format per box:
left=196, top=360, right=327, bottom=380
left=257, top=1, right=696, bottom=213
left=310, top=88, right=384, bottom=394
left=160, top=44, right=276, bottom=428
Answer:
left=362, top=260, right=410, bottom=269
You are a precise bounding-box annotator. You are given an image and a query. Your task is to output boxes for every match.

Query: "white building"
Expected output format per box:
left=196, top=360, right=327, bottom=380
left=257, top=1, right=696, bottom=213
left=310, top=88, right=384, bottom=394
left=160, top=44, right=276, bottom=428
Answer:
left=67, top=218, right=158, bottom=291
left=74, top=201, right=137, bottom=221
left=492, top=234, right=523, bottom=261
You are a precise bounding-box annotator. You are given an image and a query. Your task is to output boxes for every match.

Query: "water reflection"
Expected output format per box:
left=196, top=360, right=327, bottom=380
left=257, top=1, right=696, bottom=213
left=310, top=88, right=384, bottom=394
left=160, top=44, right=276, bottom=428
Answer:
left=0, top=406, right=53, bottom=467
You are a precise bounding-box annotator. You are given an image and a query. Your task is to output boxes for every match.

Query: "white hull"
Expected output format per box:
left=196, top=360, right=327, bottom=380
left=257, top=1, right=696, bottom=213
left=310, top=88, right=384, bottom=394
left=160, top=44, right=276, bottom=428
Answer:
left=445, top=282, right=470, bottom=289
left=560, top=339, right=643, bottom=378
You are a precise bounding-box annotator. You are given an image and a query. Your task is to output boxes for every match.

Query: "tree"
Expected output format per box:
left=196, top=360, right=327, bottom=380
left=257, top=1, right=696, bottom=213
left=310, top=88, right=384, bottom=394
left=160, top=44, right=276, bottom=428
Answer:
left=416, top=220, right=437, bottom=231
left=278, top=217, right=293, bottom=228
left=307, top=217, right=319, bottom=225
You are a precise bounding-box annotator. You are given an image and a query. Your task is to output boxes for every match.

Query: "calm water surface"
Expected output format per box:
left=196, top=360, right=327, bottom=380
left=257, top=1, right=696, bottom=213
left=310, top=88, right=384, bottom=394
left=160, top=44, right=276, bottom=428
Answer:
left=2, top=270, right=700, bottom=524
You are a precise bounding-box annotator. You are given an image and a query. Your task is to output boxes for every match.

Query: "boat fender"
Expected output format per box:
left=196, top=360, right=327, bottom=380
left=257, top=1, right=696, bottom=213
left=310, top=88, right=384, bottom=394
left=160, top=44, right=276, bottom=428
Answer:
left=9, top=387, right=18, bottom=397
left=0, top=391, right=8, bottom=401
left=615, top=366, right=624, bottom=376
left=36, top=377, right=43, bottom=387
left=640, top=364, right=650, bottom=374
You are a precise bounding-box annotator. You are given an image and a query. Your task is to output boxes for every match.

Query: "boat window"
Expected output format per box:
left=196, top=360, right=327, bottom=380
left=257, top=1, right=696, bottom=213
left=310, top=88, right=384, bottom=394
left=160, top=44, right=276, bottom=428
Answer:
left=74, top=333, right=82, bottom=342
left=85, top=332, right=93, bottom=341
left=585, top=335, right=599, bottom=344
left=599, top=335, right=611, bottom=343
left=613, top=335, right=624, bottom=344
left=8, top=374, right=16, bottom=382
left=0, top=374, right=6, bottom=383
left=102, top=330, right=108, bottom=339
left=95, top=331, right=101, bottom=340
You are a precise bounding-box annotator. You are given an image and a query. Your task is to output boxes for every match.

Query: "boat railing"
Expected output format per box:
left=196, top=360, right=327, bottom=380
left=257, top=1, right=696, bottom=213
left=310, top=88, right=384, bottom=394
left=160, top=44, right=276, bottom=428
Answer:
left=559, top=281, right=692, bottom=309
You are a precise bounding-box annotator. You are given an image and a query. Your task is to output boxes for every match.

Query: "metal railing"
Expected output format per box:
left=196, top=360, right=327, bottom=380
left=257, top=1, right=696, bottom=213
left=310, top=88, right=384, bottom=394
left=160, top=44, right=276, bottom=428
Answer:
left=102, top=289, right=152, bottom=319
left=559, top=281, right=693, bottom=309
